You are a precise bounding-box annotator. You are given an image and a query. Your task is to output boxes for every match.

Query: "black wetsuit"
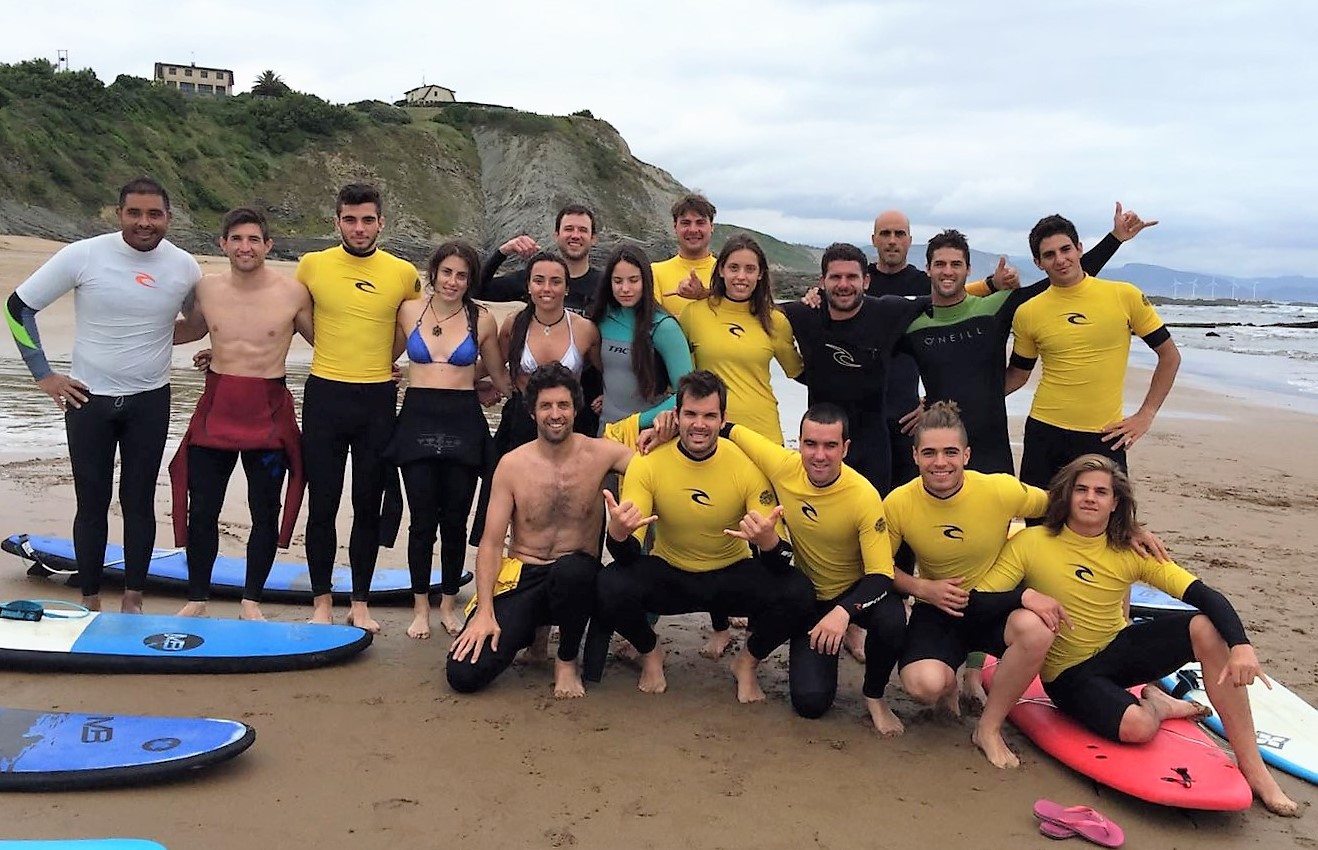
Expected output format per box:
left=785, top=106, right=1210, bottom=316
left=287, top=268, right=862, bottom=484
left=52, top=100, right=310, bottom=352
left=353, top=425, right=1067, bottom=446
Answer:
left=866, top=264, right=930, bottom=489
left=783, top=295, right=927, bottom=495
left=899, top=235, right=1123, bottom=475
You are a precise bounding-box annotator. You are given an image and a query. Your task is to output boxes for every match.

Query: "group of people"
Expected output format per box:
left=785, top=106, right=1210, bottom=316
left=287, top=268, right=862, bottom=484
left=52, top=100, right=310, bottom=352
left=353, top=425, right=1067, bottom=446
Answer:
left=5, top=177, right=1298, bottom=815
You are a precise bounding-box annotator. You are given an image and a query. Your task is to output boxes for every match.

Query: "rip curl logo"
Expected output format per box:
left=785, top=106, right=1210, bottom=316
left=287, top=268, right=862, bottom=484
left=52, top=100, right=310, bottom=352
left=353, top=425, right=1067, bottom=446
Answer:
left=939, top=524, right=964, bottom=540
left=354, top=280, right=377, bottom=293
left=725, top=323, right=746, bottom=338
left=414, top=280, right=422, bottom=293
left=1072, top=564, right=1096, bottom=583
left=874, top=517, right=886, bottom=534
left=758, top=490, right=775, bottom=507
left=825, top=344, right=859, bottom=368
left=686, top=489, right=713, bottom=507
left=801, top=502, right=818, bottom=522
left=134, top=272, right=157, bottom=288
left=143, top=632, right=204, bottom=652
left=1064, top=312, right=1090, bottom=325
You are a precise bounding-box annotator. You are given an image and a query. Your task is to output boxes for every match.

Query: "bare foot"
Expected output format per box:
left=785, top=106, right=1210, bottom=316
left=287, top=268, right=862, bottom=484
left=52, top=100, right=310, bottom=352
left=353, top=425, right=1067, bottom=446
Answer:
left=120, top=590, right=143, bottom=615
left=937, top=684, right=962, bottom=718
left=727, top=616, right=749, bottom=629
left=176, top=601, right=208, bottom=618
left=518, top=625, right=550, bottom=663
left=866, top=697, right=905, bottom=736
left=1140, top=684, right=1213, bottom=720
left=843, top=624, right=867, bottom=663
left=700, top=628, right=734, bottom=660
left=238, top=600, right=265, bottom=621
left=638, top=647, right=667, bottom=694
left=437, top=595, right=464, bottom=637
left=554, top=659, right=586, bottom=699
left=611, top=637, right=641, bottom=667
left=730, top=648, right=765, bottom=704
left=407, top=612, right=431, bottom=640
left=310, top=595, right=333, bottom=625
left=972, top=724, right=1021, bottom=769
left=346, top=602, right=381, bottom=634
left=82, top=595, right=102, bottom=613
left=1246, top=771, right=1302, bottom=816
left=961, top=667, right=988, bottom=714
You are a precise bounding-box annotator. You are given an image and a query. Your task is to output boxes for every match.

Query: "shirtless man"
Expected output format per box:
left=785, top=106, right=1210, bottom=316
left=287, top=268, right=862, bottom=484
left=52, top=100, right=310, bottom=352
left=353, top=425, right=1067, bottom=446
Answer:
left=448, top=363, right=632, bottom=698
left=170, top=207, right=314, bottom=620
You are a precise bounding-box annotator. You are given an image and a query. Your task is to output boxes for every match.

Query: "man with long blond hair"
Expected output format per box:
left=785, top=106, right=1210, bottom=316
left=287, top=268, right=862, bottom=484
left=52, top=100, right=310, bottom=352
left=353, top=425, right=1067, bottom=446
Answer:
left=976, top=454, right=1298, bottom=815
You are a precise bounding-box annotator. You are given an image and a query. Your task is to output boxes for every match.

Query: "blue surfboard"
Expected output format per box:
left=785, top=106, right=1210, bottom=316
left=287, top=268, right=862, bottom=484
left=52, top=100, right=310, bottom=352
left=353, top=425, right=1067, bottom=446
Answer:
left=0, top=610, right=370, bottom=673
left=1130, top=582, right=1197, bottom=618
left=0, top=838, right=167, bottom=843
left=3, top=534, right=471, bottom=604
left=0, top=705, right=253, bottom=791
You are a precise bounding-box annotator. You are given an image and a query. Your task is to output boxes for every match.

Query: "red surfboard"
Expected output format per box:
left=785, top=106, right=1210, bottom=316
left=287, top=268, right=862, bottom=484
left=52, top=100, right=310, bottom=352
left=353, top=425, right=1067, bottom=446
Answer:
left=983, top=659, right=1251, bottom=810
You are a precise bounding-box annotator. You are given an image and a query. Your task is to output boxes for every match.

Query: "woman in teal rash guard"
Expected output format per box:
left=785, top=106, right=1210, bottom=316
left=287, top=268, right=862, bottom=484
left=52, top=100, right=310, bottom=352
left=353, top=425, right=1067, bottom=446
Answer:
left=587, top=245, right=692, bottom=433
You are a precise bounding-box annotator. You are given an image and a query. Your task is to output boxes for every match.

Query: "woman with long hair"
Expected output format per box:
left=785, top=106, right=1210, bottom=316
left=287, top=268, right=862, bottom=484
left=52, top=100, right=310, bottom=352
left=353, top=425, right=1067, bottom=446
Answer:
left=391, top=240, right=511, bottom=640
left=677, top=233, right=803, bottom=444
left=587, top=244, right=692, bottom=435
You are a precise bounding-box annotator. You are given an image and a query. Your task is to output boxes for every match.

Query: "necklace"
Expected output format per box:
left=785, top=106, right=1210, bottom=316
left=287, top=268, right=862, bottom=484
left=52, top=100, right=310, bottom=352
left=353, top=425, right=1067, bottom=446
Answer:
left=428, top=300, right=466, bottom=336
left=532, top=310, right=567, bottom=335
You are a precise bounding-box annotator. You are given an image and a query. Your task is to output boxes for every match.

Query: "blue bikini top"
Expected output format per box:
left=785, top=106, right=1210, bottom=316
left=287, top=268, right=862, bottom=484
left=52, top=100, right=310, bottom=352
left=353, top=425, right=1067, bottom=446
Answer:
left=407, top=303, right=479, bottom=367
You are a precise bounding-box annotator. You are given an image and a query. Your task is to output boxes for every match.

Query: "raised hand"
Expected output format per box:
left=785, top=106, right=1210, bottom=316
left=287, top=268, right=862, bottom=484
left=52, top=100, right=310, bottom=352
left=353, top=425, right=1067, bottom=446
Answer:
left=671, top=269, right=709, bottom=301
left=499, top=234, right=540, bottom=259
left=993, top=256, right=1021, bottom=290
left=724, top=505, right=784, bottom=550
left=1112, top=201, right=1159, bottom=242
left=603, top=489, right=657, bottom=541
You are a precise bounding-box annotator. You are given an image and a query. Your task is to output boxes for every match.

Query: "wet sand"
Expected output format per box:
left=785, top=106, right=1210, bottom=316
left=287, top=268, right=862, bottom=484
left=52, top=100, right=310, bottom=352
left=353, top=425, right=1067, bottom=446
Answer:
left=2, top=235, right=1317, bottom=848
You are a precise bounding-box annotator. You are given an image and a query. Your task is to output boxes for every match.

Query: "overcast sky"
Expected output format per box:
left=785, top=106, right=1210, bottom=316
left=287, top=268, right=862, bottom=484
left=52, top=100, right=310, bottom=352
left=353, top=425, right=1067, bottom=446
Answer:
left=3, top=0, right=1313, bottom=278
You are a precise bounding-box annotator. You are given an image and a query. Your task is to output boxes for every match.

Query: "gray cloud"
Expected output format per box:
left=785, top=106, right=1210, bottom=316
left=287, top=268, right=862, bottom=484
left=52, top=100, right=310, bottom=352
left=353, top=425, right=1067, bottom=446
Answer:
left=4, top=0, right=1315, bottom=277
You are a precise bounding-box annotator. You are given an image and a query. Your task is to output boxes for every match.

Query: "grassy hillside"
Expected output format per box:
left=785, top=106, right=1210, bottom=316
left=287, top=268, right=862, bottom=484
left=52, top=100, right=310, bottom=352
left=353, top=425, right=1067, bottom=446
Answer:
left=712, top=223, right=819, bottom=272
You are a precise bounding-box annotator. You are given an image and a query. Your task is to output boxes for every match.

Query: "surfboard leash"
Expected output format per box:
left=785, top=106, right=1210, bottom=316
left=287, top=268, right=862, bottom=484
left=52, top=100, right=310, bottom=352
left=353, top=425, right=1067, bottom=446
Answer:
left=0, top=598, right=92, bottom=621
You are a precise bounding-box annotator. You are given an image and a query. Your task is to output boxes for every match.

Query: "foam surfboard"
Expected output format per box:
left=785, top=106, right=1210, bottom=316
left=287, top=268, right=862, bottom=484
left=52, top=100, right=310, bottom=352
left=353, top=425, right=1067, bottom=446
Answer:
left=1130, top=582, right=1197, bottom=618
left=0, top=610, right=370, bottom=673
left=1162, top=662, right=1318, bottom=785
left=0, top=838, right=168, bottom=843
left=0, top=706, right=253, bottom=791
left=3, top=534, right=471, bottom=604
left=982, top=659, right=1251, bottom=810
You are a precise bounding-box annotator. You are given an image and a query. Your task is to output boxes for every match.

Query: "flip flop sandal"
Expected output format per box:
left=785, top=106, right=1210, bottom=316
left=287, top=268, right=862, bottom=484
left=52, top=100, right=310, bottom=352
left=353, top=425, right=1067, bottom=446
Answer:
left=1039, top=821, right=1077, bottom=841
left=1033, top=799, right=1125, bottom=848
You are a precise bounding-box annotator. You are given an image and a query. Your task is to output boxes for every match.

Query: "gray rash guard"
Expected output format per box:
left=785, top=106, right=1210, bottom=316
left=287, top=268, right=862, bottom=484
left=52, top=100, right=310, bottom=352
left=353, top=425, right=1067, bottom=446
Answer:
left=12, top=232, right=201, bottom=395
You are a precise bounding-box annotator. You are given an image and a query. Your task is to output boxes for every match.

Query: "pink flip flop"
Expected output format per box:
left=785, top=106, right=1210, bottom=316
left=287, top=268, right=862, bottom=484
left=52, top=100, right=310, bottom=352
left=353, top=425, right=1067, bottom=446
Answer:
left=1039, top=821, right=1076, bottom=841
left=1033, top=799, right=1125, bottom=848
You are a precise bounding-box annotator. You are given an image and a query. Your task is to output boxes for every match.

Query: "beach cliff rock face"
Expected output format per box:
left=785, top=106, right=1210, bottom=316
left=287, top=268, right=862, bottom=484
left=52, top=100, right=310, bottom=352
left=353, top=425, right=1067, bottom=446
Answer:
left=0, top=62, right=689, bottom=264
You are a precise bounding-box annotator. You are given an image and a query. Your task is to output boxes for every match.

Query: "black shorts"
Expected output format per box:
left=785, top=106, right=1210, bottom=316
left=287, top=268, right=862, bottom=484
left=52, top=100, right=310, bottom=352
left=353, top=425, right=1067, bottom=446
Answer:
left=1019, top=417, right=1127, bottom=491
left=1042, top=613, right=1197, bottom=741
left=898, top=602, right=1010, bottom=671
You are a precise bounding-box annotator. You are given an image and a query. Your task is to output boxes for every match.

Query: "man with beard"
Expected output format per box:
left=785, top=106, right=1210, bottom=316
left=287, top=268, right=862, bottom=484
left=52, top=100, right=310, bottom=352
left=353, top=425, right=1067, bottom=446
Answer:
left=297, top=183, right=421, bottom=633
left=448, top=364, right=632, bottom=698
left=169, top=207, right=315, bottom=621
left=597, top=370, right=816, bottom=702
left=7, top=176, right=201, bottom=613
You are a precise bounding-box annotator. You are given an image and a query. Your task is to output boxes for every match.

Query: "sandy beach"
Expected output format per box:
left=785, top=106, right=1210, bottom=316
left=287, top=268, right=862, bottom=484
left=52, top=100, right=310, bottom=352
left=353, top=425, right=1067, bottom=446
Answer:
left=1, top=235, right=1316, bottom=848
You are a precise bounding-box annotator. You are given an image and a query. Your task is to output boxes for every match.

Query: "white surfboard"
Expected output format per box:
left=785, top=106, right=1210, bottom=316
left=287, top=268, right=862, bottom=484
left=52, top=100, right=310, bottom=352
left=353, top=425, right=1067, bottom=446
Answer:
left=1163, top=662, right=1318, bottom=785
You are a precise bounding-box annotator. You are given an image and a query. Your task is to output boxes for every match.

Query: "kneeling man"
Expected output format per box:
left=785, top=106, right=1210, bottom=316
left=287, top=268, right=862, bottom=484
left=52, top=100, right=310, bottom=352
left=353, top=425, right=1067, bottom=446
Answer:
left=598, top=370, right=816, bottom=702
left=448, top=364, right=632, bottom=698
left=976, top=454, right=1298, bottom=815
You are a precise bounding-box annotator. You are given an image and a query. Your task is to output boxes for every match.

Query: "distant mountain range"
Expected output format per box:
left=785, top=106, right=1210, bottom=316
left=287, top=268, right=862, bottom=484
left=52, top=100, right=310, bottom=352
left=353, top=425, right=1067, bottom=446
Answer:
left=852, top=245, right=1318, bottom=304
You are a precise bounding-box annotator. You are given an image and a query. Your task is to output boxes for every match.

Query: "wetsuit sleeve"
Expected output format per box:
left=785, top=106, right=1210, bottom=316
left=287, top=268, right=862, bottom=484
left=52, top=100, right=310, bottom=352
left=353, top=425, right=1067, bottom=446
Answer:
left=1015, top=482, right=1050, bottom=519
left=10, top=241, right=90, bottom=381
left=618, top=454, right=656, bottom=547
left=834, top=573, right=895, bottom=617
left=6, top=292, right=53, bottom=381
left=1182, top=580, right=1249, bottom=647
left=1080, top=233, right=1121, bottom=277
left=1009, top=308, right=1039, bottom=368
left=477, top=250, right=529, bottom=302
left=966, top=278, right=993, bottom=297
left=770, top=310, right=804, bottom=379
left=727, top=423, right=795, bottom=478
left=756, top=538, right=794, bottom=573
left=859, top=499, right=896, bottom=578
left=637, top=315, right=693, bottom=428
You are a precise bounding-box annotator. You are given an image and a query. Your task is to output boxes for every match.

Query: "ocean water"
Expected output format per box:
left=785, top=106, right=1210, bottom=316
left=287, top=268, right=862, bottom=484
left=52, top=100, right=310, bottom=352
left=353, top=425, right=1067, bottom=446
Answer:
left=1, top=301, right=1313, bottom=457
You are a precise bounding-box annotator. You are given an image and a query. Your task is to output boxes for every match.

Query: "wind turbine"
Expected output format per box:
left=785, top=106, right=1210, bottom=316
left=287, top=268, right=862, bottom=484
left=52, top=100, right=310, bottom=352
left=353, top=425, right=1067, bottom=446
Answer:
left=1252, top=280, right=1259, bottom=301
left=1230, top=279, right=1240, bottom=300
left=1207, top=278, right=1217, bottom=299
